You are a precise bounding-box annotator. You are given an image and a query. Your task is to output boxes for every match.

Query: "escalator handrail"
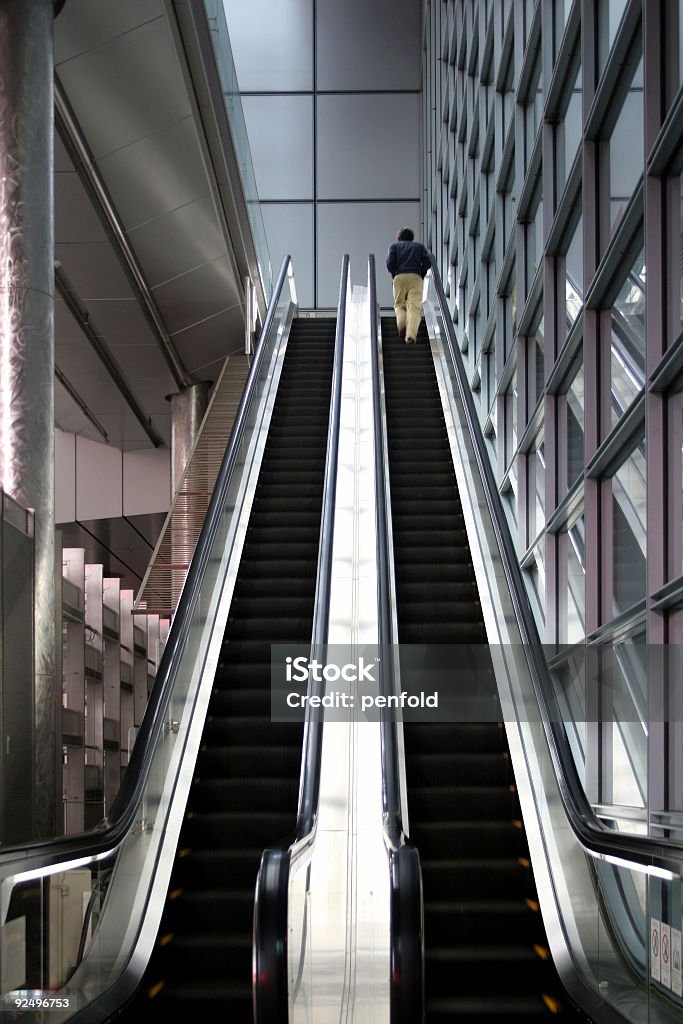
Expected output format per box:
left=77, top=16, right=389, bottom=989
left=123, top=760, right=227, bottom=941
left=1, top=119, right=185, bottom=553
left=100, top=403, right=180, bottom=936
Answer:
left=0, top=254, right=296, bottom=870
left=427, top=254, right=683, bottom=876
left=368, top=254, right=425, bottom=1023
left=368, top=255, right=402, bottom=838
left=253, top=255, right=350, bottom=1024
left=297, top=253, right=350, bottom=832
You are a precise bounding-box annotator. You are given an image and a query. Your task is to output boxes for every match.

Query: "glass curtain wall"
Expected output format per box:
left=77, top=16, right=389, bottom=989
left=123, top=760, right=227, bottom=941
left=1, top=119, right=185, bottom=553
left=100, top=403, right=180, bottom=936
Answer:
left=422, top=0, right=683, bottom=843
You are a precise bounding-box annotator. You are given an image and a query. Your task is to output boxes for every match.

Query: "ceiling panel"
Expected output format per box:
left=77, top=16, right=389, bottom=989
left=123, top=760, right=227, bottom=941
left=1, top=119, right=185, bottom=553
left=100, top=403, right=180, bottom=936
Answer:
left=129, top=380, right=179, bottom=417
left=153, top=256, right=241, bottom=335
left=55, top=173, right=109, bottom=244
left=172, top=307, right=246, bottom=376
left=54, top=0, right=164, bottom=66
left=55, top=377, right=107, bottom=443
left=95, top=117, right=207, bottom=231
left=54, top=349, right=141, bottom=418
left=54, top=132, right=74, bottom=173
left=89, top=412, right=170, bottom=450
left=55, top=242, right=135, bottom=300
left=92, top=344, right=177, bottom=385
left=57, top=298, right=159, bottom=348
left=56, top=17, right=191, bottom=161
left=127, top=197, right=227, bottom=287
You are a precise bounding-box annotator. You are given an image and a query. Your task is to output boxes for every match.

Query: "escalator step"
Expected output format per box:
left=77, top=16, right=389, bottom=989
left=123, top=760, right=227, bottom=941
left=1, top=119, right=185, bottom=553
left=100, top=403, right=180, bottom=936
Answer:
left=410, top=820, right=526, bottom=858
left=425, top=992, right=562, bottom=1019
left=403, top=722, right=503, bottom=754
left=423, top=898, right=542, bottom=945
left=419, top=858, right=533, bottom=900
left=404, top=752, right=510, bottom=785
left=408, top=785, right=517, bottom=819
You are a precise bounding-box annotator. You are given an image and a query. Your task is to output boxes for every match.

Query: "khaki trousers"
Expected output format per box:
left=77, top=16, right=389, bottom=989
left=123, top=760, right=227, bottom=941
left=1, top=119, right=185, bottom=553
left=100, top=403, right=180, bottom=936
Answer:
left=392, top=273, right=423, bottom=340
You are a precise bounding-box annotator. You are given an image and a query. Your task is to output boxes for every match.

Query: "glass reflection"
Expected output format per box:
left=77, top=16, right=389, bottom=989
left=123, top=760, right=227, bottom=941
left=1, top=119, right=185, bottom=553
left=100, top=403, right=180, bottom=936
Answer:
left=612, top=442, right=647, bottom=615
left=607, top=57, right=644, bottom=240
left=561, top=513, right=585, bottom=644
left=610, top=249, right=646, bottom=428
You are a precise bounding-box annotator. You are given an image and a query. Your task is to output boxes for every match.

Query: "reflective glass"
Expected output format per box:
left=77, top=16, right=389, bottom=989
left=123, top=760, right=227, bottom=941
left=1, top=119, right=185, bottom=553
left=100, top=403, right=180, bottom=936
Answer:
left=524, top=57, right=543, bottom=172
left=528, top=316, right=544, bottom=413
left=484, top=338, right=497, bottom=418
left=553, top=0, right=575, bottom=59
left=525, top=535, right=546, bottom=616
left=529, top=434, right=545, bottom=544
left=559, top=64, right=582, bottom=196
left=504, top=369, right=518, bottom=469
left=501, top=55, right=515, bottom=137
left=567, top=360, right=584, bottom=488
left=602, top=631, right=647, bottom=824
left=505, top=456, right=519, bottom=535
left=607, top=58, right=644, bottom=239
left=502, top=168, right=516, bottom=253
left=610, top=248, right=646, bottom=428
left=597, top=0, right=629, bottom=77
left=565, top=215, right=583, bottom=327
left=502, top=270, right=517, bottom=363
left=527, top=193, right=543, bottom=281
left=612, top=443, right=647, bottom=615
left=561, top=514, right=586, bottom=644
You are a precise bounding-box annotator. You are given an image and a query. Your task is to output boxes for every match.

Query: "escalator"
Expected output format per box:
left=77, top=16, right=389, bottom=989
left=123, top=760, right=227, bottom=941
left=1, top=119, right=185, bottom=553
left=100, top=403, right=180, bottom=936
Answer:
left=121, top=317, right=336, bottom=1021
left=381, top=316, right=587, bottom=1022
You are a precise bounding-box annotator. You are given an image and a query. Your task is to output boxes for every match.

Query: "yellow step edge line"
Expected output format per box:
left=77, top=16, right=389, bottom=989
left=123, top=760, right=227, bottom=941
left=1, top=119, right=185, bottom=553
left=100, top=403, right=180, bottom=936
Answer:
left=542, top=994, right=561, bottom=1014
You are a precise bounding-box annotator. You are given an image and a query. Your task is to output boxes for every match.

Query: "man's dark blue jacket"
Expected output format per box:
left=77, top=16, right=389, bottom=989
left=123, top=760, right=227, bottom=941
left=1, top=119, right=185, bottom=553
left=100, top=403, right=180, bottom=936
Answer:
left=386, top=239, right=431, bottom=279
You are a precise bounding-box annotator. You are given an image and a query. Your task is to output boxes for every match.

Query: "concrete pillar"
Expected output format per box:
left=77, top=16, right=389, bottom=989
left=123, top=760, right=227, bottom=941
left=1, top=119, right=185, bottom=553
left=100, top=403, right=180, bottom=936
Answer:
left=0, top=0, right=58, bottom=837
left=169, top=381, right=211, bottom=494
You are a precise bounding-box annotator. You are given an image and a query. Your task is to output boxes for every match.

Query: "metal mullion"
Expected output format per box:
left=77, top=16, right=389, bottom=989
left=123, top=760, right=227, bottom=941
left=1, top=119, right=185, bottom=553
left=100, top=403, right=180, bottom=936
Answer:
left=546, top=314, right=584, bottom=393
left=545, top=478, right=585, bottom=536
left=518, top=256, right=544, bottom=336
left=665, top=395, right=683, bottom=586
left=648, top=87, right=683, bottom=174
left=544, top=0, right=582, bottom=118
left=584, top=0, right=643, bottom=140
left=516, top=3, right=543, bottom=102
left=546, top=155, right=582, bottom=254
left=584, top=187, right=644, bottom=310
left=585, top=393, right=646, bottom=480
left=518, top=389, right=544, bottom=454
left=517, top=130, right=543, bottom=219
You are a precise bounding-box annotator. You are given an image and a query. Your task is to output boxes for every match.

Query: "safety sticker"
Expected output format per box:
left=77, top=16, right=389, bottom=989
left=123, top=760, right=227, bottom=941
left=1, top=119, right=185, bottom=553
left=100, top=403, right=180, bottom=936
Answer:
left=651, top=918, right=661, bottom=982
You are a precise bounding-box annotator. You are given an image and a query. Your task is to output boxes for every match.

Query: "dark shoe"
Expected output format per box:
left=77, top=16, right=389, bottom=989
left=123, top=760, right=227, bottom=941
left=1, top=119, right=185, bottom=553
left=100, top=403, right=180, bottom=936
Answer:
left=398, top=326, right=406, bottom=339
left=406, top=336, right=416, bottom=344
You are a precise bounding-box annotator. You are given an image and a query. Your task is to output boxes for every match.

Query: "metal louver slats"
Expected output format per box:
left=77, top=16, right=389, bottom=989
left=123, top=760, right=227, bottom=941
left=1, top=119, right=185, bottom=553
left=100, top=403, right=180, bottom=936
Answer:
left=134, top=354, right=250, bottom=616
